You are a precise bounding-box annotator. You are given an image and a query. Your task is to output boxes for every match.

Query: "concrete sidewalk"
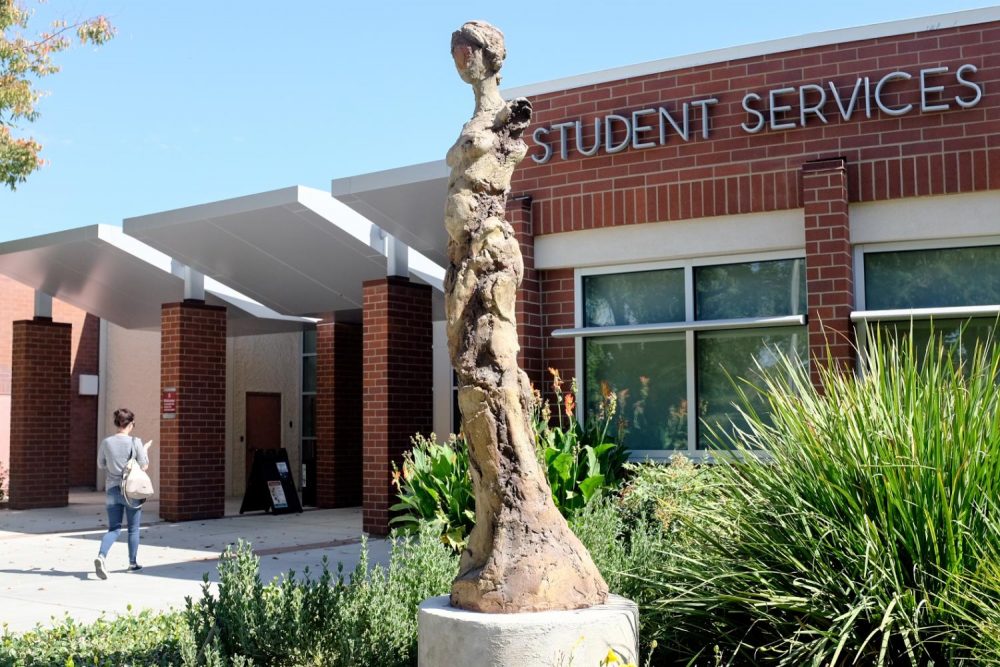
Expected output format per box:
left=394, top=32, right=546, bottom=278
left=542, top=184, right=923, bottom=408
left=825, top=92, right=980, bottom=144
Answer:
left=0, top=491, right=389, bottom=633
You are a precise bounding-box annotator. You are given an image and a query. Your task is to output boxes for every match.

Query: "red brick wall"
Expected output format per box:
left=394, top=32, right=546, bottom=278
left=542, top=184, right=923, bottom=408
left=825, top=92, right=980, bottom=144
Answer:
left=508, top=196, right=544, bottom=391
left=159, top=301, right=227, bottom=522
left=315, top=319, right=362, bottom=508
left=540, top=268, right=576, bottom=388
left=803, top=158, right=855, bottom=384
left=8, top=319, right=71, bottom=509
left=512, top=20, right=1000, bottom=385
left=0, top=276, right=99, bottom=488
left=513, top=22, right=1000, bottom=230
left=362, top=277, right=432, bottom=536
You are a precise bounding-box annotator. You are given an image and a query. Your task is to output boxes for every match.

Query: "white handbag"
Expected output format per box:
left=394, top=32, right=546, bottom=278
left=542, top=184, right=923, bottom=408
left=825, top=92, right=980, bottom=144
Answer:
left=122, top=438, right=155, bottom=505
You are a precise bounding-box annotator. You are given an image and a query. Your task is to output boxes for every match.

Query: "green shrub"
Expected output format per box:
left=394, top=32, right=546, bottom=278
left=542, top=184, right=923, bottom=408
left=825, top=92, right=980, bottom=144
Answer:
left=0, top=609, right=187, bottom=666
left=0, top=462, right=6, bottom=503
left=393, top=370, right=629, bottom=549
left=570, top=458, right=726, bottom=663
left=185, top=527, right=458, bottom=666
left=641, top=334, right=1000, bottom=665
left=619, top=457, right=730, bottom=546
left=390, top=433, right=475, bottom=550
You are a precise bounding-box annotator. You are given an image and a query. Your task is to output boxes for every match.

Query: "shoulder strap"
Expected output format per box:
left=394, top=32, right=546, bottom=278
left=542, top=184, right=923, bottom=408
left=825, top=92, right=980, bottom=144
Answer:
left=130, top=436, right=138, bottom=462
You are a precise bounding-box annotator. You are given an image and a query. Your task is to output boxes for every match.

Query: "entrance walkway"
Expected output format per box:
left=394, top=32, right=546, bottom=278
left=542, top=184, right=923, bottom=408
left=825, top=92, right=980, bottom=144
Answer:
left=0, top=491, right=389, bottom=633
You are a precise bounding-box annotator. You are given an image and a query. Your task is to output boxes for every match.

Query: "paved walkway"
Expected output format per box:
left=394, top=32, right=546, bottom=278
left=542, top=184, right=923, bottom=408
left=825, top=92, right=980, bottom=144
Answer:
left=0, top=491, right=389, bottom=633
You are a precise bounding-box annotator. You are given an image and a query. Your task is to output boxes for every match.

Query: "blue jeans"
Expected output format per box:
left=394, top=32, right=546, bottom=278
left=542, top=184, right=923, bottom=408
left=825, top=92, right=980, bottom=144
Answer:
left=99, top=486, right=143, bottom=565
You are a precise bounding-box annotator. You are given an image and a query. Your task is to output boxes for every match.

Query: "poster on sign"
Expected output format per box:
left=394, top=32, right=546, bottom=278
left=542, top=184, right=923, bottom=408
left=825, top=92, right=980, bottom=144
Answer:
left=161, top=387, right=177, bottom=420
left=267, top=481, right=288, bottom=509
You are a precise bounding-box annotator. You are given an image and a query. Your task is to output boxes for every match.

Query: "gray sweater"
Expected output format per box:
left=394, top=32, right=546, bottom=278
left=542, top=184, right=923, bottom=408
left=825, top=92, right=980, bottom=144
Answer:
left=97, top=434, right=149, bottom=490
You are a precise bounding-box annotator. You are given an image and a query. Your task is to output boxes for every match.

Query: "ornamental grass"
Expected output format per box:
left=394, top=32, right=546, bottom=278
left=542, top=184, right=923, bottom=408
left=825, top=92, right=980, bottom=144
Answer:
left=639, top=332, right=1000, bottom=665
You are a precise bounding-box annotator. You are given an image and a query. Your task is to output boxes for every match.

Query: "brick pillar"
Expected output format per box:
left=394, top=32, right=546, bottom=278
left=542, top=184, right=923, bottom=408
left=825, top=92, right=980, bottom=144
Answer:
left=802, top=157, right=856, bottom=388
left=315, top=318, right=362, bottom=508
left=362, top=277, right=432, bottom=535
left=8, top=318, right=71, bottom=509
left=509, top=194, right=543, bottom=391
left=159, top=301, right=226, bottom=522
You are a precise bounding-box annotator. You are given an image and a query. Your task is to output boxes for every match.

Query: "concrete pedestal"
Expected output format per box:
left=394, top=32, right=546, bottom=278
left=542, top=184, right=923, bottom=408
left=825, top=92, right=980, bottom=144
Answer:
left=418, top=594, right=639, bottom=666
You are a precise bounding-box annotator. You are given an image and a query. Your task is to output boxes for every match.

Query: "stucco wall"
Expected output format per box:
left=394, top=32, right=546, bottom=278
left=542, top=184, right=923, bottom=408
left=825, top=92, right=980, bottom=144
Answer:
left=103, top=324, right=161, bottom=490
left=105, top=324, right=302, bottom=500
left=227, top=332, right=302, bottom=498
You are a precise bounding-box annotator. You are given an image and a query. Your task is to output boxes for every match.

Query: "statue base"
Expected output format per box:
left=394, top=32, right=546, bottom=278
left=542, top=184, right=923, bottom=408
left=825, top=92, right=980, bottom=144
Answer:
left=417, top=594, right=639, bottom=666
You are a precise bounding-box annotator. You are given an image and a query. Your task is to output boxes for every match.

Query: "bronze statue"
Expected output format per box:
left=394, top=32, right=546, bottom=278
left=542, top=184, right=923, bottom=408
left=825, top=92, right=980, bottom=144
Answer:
left=444, top=20, right=609, bottom=613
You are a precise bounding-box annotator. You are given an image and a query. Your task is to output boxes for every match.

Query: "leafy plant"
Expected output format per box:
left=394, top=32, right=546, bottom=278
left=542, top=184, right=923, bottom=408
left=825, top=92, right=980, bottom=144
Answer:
left=0, top=609, right=188, bottom=666
left=1, top=0, right=115, bottom=189
left=570, top=458, right=726, bottom=664
left=535, top=368, right=630, bottom=517
left=390, top=433, right=475, bottom=550
left=2, top=529, right=458, bottom=667
left=0, top=462, right=6, bottom=503
left=393, top=371, right=630, bottom=549
left=185, top=528, right=458, bottom=666
left=640, top=332, right=1000, bottom=665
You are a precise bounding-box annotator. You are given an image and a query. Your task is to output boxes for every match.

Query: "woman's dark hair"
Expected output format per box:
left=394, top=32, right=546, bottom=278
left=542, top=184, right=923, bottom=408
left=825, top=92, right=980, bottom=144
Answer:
left=113, top=408, right=135, bottom=429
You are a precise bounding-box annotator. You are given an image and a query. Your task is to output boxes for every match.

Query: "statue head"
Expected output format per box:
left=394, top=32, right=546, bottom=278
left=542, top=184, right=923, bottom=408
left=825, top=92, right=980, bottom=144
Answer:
left=451, top=20, right=506, bottom=85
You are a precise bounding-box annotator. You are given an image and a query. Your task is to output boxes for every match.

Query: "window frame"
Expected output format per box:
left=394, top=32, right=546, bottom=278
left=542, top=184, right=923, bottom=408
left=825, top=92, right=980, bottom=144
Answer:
left=852, top=236, right=1000, bottom=359
left=568, top=249, right=807, bottom=461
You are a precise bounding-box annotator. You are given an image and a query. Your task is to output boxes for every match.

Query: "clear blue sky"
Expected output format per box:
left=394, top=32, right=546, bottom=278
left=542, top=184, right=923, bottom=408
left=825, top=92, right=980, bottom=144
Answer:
left=0, top=1, right=993, bottom=242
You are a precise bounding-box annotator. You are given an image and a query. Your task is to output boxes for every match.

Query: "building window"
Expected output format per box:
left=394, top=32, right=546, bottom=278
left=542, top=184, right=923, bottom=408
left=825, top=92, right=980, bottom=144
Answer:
left=854, top=241, right=1000, bottom=362
left=565, top=255, right=808, bottom=458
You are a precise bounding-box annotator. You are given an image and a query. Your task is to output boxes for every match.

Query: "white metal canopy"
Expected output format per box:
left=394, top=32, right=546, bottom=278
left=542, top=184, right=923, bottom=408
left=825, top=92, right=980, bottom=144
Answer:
left=124, top=185, right=444, bottom=317
left=332, top=161, right=450, bottom=268
left=0, top=224, right=311, bottom=335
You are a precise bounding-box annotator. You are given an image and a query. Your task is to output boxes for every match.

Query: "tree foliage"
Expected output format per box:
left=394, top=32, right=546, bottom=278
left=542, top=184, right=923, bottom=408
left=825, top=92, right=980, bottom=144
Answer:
left=0, top=0, right=113, bottom=190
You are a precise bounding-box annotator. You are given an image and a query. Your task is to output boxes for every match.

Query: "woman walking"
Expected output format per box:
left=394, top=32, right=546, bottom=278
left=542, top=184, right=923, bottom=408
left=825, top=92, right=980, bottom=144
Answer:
left=95, top=408, right=151, bottom=578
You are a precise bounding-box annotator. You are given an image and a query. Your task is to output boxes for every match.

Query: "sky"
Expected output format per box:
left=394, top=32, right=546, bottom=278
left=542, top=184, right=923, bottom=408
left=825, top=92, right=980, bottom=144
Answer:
left=0, top=0, right=995, bottom=242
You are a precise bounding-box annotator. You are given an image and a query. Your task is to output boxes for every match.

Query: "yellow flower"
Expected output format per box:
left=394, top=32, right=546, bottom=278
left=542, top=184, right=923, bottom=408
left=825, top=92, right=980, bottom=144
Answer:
left=603, top=649, right=622, bottom=664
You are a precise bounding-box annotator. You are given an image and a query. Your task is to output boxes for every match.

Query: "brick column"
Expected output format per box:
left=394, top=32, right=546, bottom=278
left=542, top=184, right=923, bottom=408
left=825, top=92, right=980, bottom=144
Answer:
left=802, top=157, right=855, bottom=387
left=315, top=318, right=362, bottom=508
left=8, top=318, right=71, bottom=509
left=159, top=301, right=226, bottom=522
left=362, top=277, right=432, bottom=535
left=509, top=194, right=543, bottom=391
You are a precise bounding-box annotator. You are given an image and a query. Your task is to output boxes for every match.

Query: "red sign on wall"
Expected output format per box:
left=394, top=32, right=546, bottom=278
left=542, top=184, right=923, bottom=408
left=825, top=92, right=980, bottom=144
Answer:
left=162, top=387, right=177, bottom=419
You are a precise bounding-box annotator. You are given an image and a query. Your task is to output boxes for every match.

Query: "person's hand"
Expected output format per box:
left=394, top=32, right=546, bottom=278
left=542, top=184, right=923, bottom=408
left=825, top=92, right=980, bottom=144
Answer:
left=144, top=440, right=154, bottom=450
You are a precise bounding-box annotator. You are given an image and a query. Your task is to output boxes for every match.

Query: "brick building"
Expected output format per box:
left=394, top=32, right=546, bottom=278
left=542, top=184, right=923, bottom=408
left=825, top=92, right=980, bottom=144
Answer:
left=335, top=8, right=1000, bottom=461
left=2, top=8, right=999, bottom=528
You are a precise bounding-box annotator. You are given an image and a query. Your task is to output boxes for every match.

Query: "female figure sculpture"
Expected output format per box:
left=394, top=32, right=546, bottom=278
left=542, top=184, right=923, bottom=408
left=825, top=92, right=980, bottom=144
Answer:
left=445, top=20, right=609, bottom=613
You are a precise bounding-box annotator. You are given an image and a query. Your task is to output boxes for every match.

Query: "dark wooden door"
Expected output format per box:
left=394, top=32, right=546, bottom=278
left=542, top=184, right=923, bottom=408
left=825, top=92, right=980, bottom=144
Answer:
left=246, top=393, right=282, bottom=483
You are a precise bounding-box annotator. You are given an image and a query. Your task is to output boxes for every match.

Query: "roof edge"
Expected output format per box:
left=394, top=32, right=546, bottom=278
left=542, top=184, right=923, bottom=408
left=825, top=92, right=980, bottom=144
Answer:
left=502, top=7, right=1000, bottom=99
left=332, top=160, right=449, bottom=197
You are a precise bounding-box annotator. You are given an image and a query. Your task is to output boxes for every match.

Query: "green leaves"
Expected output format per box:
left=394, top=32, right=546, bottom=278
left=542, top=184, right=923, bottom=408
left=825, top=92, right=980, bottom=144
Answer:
left=389, top=433, right=475, bottom=551
left=0, top=1, right=115, bottom=189
left=540, top=417, right=629, bottom=518
left=640, top=331, right=1000, bottom=665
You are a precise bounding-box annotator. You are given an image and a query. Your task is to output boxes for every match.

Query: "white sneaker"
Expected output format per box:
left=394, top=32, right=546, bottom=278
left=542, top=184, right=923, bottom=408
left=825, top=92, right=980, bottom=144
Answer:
left=94, top=556, right=108, bottom=580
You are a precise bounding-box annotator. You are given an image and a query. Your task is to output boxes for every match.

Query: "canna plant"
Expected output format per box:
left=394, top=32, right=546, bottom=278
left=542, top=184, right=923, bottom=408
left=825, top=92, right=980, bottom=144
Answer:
left=392, top=370, right=630, bottom=549
left=390, top=433, right=475, bottom=550
left=536, top=368, right=629, bottom=517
